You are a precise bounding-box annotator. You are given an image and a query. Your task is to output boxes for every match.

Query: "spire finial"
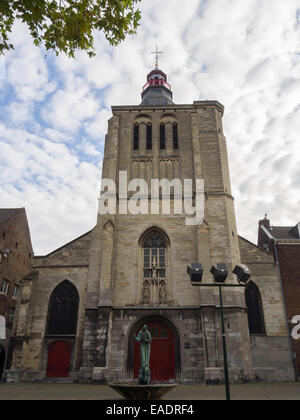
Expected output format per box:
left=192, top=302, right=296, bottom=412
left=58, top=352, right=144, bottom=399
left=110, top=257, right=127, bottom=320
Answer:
left=151, top=45, right=163, bottom=69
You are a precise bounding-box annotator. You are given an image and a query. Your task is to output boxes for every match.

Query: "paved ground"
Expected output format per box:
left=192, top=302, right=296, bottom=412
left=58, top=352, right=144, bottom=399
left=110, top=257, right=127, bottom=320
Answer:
left=0, top=382, right=300, bottom=400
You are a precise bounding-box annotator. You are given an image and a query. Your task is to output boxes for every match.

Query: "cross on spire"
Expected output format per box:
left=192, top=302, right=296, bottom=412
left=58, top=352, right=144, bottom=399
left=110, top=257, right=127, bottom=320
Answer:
left=151, top=45, right=163, bottom=69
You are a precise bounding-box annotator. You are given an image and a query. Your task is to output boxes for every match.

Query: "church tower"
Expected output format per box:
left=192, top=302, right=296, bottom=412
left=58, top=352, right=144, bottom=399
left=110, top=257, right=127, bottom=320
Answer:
left=6, top=56, right=294, bottom=385
left=80, top=56, right=256, bottom=384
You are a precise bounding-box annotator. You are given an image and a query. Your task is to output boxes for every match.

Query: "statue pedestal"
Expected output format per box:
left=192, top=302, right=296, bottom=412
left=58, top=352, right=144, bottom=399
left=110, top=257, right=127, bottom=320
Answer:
left=139, top=366, right=151, bottom=385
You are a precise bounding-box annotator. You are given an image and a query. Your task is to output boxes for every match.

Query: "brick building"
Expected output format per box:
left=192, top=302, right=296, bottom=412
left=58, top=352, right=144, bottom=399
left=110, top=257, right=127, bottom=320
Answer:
left=6, top=65, right=296, bottom=384
left=258, top=216, right=300, bottom=377
left=0, top=208, right=33, bottom=380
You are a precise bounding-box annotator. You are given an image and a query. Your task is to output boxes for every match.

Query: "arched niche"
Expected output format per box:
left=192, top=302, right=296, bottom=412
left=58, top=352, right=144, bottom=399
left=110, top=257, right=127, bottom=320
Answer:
left=127, top=315, right=181, bottom=381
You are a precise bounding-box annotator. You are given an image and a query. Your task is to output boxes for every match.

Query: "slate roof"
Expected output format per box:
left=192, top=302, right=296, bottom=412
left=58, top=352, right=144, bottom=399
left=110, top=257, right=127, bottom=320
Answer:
left=267, top=225, right=300, bottom=240
left=141, top=86, right=174, bottom=106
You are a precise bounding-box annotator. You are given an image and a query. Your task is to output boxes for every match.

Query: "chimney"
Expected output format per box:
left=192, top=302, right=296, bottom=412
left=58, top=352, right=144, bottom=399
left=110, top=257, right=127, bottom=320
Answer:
left=258, top=214, right=271, bottom=249
left=259, top=214, right=270, bottom=229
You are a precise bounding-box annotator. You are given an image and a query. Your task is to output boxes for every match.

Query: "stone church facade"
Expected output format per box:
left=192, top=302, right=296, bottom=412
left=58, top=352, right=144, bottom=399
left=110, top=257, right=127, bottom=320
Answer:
left=6, top=65, right=296, bottom=384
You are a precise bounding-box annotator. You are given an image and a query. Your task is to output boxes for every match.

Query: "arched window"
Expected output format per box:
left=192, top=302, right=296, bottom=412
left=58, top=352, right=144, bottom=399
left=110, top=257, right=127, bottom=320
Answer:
left=46, top=280, right=79, bottom=336
left=245, top=281, right=265, bottom=334
left=143, top=232, right=166, bottom=279
left=141, top=229, right=168, bottom=305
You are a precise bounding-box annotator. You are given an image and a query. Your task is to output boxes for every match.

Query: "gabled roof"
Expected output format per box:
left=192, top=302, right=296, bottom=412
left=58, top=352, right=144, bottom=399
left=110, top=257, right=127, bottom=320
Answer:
left=34, top=229, right=93, bottom=258
left=262, top=222, right=300, bottom=241
left=268, top=226, right=297, bottom=240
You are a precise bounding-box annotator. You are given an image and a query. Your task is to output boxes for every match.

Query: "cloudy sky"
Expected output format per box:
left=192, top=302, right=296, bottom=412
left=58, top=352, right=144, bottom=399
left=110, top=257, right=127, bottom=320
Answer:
left=0, top=0, right=299, bottom=255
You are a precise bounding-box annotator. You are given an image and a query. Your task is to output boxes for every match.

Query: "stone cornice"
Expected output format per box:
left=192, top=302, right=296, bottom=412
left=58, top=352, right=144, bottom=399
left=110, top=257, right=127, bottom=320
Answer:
left=111, top=100, right=224, bottom=114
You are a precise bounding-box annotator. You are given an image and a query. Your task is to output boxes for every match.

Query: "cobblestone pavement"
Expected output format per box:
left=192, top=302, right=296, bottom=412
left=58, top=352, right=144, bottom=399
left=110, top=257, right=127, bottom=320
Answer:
left=0, top=382, right=300, bottom=400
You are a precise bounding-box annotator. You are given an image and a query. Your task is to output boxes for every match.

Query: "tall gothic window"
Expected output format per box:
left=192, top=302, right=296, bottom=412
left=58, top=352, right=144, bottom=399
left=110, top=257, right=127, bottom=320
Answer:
left=133, top=123, right=139, bottom=150
left=141, top=230, right=168, bottom=305
left=46, top=280, right=79, bottom=336
left=173, top=123, right=179, bottom=149
left=143, top=232, right=166, bottom=279
left=146, top=123, right=152, bottom=150
left=160, top=123, right=166, bottom=150
left=245, top=281, right=265, bottom=334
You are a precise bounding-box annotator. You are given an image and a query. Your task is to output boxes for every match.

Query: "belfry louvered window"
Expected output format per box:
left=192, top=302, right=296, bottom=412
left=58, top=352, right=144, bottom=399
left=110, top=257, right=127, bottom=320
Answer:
left=133, top=123, right=139, bottom=150
left=146, top=124, right=152, bottom=150
left=160, top=123, right=166, bottom=149
left=173, top=123, right=179, bottom=149
left=46, top=280, right=79, bottom=335
left=245, top=281, right=265, bottom=334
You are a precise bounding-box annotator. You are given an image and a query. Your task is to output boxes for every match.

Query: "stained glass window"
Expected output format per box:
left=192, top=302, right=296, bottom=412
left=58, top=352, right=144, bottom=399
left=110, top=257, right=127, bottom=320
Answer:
left=143, top=233, right=166, bottom=278
left=46, top=280, right=79, bottom=336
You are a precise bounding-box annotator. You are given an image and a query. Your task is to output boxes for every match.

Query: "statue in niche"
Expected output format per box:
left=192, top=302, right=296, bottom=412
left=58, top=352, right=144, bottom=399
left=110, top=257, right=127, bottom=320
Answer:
left=134, top=325, right=152, bottom=384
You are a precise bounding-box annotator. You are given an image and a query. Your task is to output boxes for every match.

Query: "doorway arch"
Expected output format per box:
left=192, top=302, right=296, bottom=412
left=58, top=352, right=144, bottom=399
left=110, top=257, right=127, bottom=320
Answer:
left=128, top=316, right=180, bottom=381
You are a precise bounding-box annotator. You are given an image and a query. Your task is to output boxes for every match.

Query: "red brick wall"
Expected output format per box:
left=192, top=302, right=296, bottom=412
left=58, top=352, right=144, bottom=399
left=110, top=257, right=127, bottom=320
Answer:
left=277, top=244, right=300, bottom=376
left=0, top=210, right=33, bottom=325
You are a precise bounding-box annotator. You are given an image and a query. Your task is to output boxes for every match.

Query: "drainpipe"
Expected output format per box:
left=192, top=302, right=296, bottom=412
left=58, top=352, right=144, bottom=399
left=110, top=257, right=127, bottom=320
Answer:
left=274, top=241, right=298, bottom=382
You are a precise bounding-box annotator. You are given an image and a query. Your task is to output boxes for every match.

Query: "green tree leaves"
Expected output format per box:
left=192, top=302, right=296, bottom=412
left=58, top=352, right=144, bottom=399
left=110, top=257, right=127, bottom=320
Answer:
left=0, top=0, right=141, bottom=57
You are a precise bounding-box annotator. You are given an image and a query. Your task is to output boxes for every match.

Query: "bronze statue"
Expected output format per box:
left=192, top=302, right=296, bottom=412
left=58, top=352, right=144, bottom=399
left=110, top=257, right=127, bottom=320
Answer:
left=134, top=324, right=152, bottom=384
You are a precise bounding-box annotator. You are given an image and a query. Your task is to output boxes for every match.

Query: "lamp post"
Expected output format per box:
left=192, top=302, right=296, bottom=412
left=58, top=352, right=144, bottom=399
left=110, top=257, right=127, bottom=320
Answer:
left=187, top=263, right=251, bottom=401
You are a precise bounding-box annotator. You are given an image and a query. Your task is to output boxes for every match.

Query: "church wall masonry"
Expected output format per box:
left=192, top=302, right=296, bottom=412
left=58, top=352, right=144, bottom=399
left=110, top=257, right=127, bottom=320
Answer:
left=7, top=232, right=92, bottom=383
left=238, top=236, right=294, bottom=381
left=80, top=99, right=257, bottom=384
left=6, top=65, right=296, bottom=384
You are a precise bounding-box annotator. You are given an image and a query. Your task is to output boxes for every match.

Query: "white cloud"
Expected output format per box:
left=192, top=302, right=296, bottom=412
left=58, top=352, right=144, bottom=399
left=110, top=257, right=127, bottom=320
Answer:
left=83, top=108, right=112, bottom=140
left=0, top=126, right=100, bottom=254
left=41, top=75, right=99, bottom=133
left=0, top=0, right=299, bottom=253
left=5, top=21, right=56, bottom=101
left=76, top=139, right=103, bottom=158
left=8, top=101, right=33, bottom=124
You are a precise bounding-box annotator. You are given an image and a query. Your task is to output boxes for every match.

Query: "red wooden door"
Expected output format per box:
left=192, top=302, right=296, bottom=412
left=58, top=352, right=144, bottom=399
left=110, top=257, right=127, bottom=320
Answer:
left=134, top=321, right=175, bottom=381
left=46, top=341, right=71, bottom=378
